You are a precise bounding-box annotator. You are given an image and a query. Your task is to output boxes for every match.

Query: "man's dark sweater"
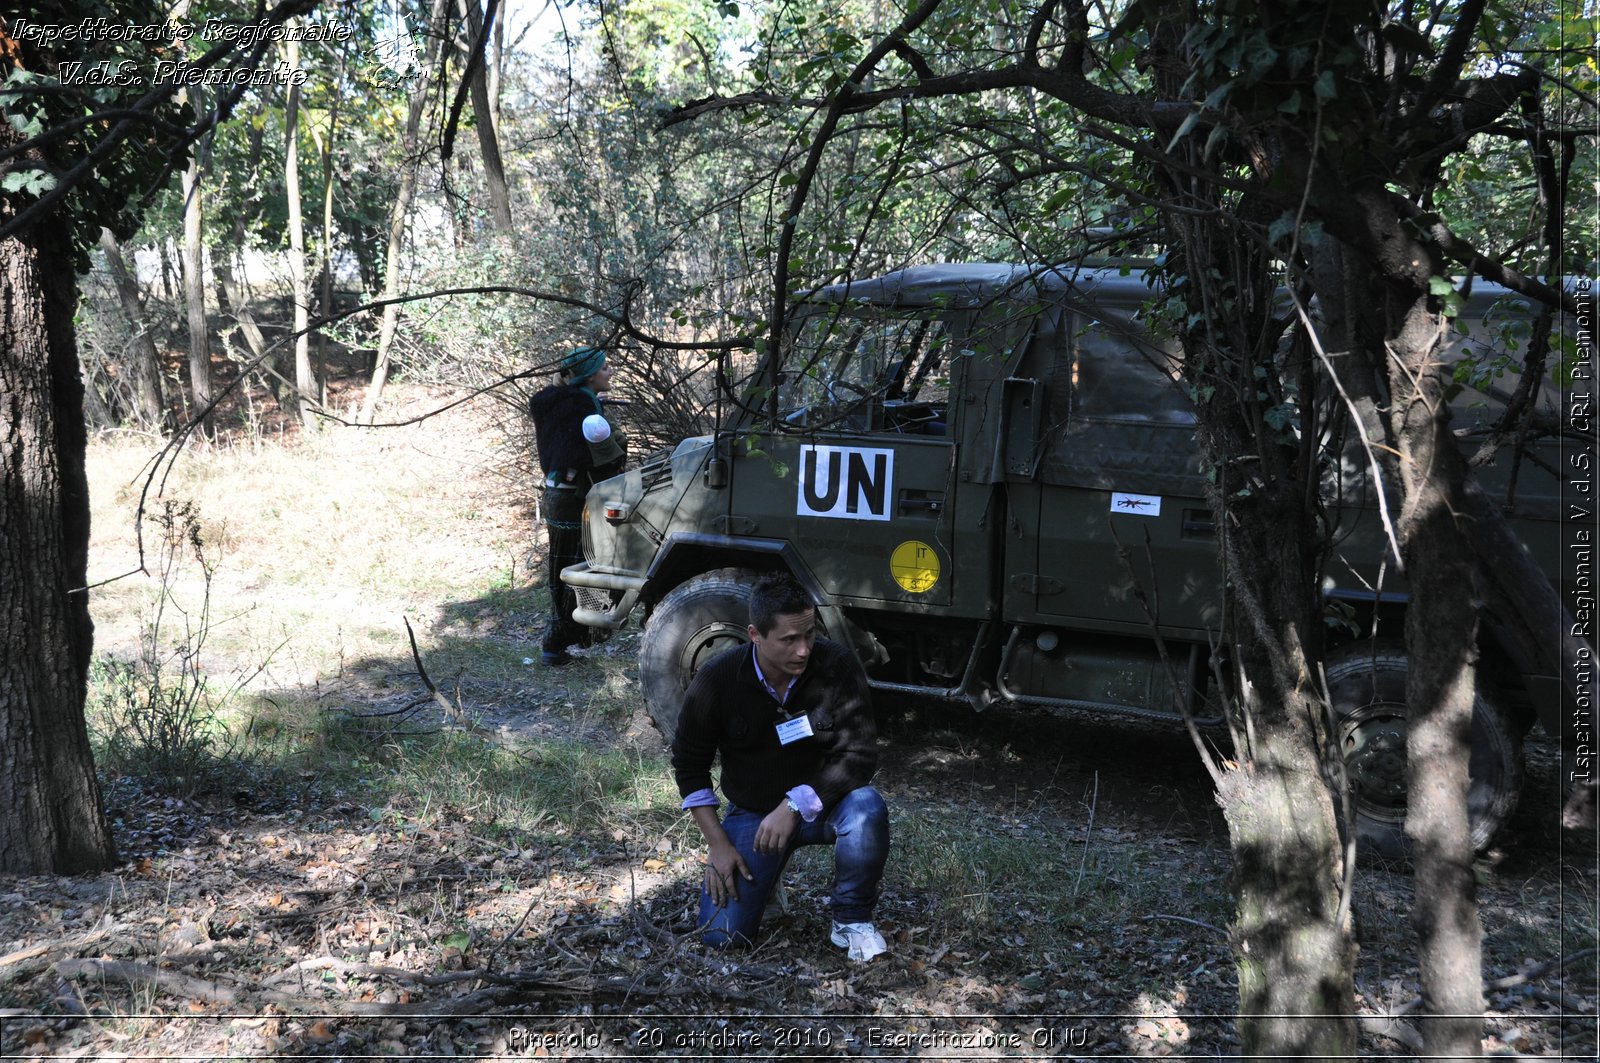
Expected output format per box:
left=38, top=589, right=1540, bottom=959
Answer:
left=671, top=638, right=877, bottom=815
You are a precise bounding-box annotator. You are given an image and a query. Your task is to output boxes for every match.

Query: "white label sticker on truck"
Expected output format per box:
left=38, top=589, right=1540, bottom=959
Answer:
left=798, top=445, right=895, bottom=521
left=1111, top=492, right=1162, bottom=516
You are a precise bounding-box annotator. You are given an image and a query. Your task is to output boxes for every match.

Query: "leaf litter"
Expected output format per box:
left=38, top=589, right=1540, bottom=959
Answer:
left=2, top=699, right=1591, bottom=1059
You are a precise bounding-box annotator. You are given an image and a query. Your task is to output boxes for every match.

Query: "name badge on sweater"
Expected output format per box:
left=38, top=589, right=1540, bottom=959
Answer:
left=775, top=715, right=815, bottom=745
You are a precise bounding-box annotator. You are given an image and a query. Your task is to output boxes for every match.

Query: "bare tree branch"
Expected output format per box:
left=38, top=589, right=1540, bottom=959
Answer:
left=767, top=0, right=951, bottom=415
left=441, top=0, right=501, bottom=162
left=1417, top=0, right=1489, bottom=120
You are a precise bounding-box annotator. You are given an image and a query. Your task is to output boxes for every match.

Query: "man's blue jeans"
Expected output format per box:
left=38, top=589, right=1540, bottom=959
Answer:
left=698, top=786, right=889, bottom=948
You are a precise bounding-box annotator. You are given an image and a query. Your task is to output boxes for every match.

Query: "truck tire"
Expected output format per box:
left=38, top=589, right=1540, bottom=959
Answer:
left=1326, top=642, right=1523, bottom=862
left=639, top=569, right=761, bottom=745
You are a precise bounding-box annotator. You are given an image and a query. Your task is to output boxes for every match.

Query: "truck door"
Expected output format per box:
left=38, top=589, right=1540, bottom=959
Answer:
left=726, top=309, right=962, bottom=608
left=1003, top=300, right=1222, bottom=636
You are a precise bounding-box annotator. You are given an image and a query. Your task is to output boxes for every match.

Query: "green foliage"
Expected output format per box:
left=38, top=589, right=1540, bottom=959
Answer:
left=1, top=165, right=56, bottom=195
left=63, top=0, right=1589, bottom=460
left=0, top=0, right=199, bottom=267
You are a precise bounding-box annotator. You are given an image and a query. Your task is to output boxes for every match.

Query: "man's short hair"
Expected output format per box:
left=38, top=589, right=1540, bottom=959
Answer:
left=749, top=573, right=814, bottom=635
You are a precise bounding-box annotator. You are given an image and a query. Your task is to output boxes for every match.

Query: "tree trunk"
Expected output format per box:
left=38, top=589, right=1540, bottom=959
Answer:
left=215, top=250, right=285, bottom=410
left=488, top=4, right=503, bottom=135
left=284, top=31, right=316, bottom=430
left=1328, top=186, right=1490, bottom=1058
left=1220, top=730, right=1356, bottom=1058
left=1322, top=226, right=1492, bottom=1056
left=361, top=0, right=451, bottom=423
left=180, top=153, right=213, bottom=436
left=157, top=239, right=176, bottom=301
left=1388, top=294, right=1485, bottom=1060
left=0, top=207, right=118, bottom=874
left=215, top=100, right=284, bottom=412
left=175, top=26, right=210, bottom=433
left=459, top=0, right=514, bottom=231
left=313, top=38, right=348, bottom=406
left=1149, top=115, right=1357, bottom=1053
left=316, top=124, right=335, bottom=407
left=98, top=228, right=168, bottom=431
left=1203, top=438, right=1357, bottom=1059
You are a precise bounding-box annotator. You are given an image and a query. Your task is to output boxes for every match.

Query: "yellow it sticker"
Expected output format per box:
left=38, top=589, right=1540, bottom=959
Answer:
left=890, top=540, right=940, bottom=593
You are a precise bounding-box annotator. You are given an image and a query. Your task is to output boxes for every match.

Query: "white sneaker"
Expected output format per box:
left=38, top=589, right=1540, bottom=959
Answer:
left=830, top=920, right=887, bottom=962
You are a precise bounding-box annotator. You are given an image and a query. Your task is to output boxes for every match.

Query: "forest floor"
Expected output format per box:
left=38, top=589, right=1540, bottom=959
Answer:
left=1, top=382, right=1595, bottom=1059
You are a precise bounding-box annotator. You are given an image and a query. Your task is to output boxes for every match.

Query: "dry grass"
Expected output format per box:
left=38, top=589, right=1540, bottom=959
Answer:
left=86, top=387, right=536, bottom=693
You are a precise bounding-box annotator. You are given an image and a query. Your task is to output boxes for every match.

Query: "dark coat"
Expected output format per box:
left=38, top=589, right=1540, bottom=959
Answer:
left=529, top=385, right=622, bottom=487
left=671, top=639, right=878, bottom=814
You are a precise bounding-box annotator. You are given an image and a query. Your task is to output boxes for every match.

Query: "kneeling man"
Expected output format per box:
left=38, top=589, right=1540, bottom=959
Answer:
left=671, top=573, right=890, bottom=960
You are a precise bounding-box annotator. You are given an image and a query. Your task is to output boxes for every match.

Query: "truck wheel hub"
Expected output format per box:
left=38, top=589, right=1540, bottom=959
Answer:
left=679, top=620, right=747, bottom=674
left=1342, top=704, right=1408, bottom=808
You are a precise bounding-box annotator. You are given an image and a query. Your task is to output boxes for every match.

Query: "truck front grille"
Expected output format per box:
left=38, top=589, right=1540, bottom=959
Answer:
left=575, top=585, right=611, bottom=616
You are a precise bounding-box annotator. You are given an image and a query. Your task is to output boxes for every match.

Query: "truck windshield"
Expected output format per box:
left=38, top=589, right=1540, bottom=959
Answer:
left=778, top=309, right=951, bottom=431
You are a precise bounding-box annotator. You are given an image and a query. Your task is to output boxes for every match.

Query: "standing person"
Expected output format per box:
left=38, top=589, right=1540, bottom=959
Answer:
left=671, top=573, right=891, bottom=960
left=529, top=346, right=625, bottom=666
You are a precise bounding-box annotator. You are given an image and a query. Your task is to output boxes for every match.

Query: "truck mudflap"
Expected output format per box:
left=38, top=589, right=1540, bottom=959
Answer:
left=561, top=562, right=645, bottom=628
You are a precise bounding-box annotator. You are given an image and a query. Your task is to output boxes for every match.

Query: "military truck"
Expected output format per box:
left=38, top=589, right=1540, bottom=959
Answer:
left=562, top=263, right=1567, bottom=857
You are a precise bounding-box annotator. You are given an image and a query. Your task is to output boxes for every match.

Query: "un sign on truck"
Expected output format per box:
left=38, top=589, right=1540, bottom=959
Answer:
left=797, top=445, right=895, bottom=521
